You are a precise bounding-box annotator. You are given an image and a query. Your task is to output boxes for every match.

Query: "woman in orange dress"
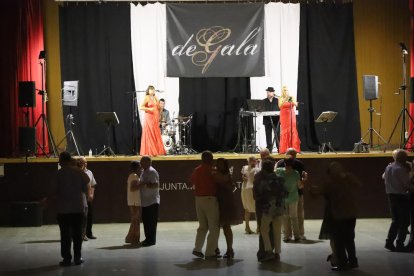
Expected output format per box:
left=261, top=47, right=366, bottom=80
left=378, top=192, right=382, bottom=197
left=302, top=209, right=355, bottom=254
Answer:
left=139, top=85, right=166, bottom=156
left=278, top=86, right=300, bottom=154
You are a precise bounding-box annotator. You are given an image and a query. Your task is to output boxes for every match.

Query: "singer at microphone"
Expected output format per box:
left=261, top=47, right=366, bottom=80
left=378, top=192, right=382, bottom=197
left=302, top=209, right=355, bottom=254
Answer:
left=278, top=86, right=301, bottom=154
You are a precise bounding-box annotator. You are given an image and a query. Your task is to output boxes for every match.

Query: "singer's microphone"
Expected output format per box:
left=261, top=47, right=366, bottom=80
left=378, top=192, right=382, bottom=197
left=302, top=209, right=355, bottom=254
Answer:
left=288, top=97, right=292, bottom=102
left=399, top=42, right=408, bottom=54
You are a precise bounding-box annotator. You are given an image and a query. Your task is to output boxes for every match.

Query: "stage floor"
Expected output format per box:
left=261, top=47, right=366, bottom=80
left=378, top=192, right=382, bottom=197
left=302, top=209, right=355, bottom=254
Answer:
left=0, top=150, right=402, bottom=164
left=0, top=219, right=413, bottom=276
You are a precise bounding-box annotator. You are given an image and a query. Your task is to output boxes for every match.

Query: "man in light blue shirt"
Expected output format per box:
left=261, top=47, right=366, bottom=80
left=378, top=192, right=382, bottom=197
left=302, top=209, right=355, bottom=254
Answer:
left=139, top=156, right=160, bottom=247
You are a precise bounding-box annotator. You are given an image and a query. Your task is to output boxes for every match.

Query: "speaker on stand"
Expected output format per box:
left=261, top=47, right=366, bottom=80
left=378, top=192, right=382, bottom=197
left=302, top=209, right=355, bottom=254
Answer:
left=355, top=75, right=388, bottom=152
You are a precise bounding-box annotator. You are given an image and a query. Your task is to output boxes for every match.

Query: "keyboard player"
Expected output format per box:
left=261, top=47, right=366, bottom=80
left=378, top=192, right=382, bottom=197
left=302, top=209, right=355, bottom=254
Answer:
left=263, top=87, right=279, bottom=153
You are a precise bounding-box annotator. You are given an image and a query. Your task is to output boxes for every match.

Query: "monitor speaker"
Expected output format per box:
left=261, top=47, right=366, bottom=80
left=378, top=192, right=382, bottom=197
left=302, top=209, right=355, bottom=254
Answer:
left=19, top=127, right=36, bottom=153
left=18, top=81, right=36, bottom=107
left=363, top=75, right=378, bottom=100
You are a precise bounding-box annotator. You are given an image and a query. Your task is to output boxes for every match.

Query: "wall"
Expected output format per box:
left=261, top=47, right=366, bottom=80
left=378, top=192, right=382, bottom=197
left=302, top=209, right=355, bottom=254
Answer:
left=354, top=0, right=411, bottom=147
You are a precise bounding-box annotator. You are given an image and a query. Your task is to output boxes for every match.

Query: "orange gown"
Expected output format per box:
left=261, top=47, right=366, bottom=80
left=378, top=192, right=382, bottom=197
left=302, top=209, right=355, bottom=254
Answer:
left=279, top=102, right=301, bottom=154
left=140, top=98, right=166, bottom=156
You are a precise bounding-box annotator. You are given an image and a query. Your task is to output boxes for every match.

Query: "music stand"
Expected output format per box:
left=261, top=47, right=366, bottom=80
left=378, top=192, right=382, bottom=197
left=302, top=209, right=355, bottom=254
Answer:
left=315, top=111, right=337, bottom=153
left=246, top=99, right=265, bottom=112
left=97, top=112, right=119, bottom=156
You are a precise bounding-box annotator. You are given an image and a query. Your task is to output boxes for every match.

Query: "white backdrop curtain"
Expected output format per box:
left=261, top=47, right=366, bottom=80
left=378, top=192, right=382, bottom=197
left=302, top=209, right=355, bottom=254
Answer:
left=250, top=3, right=301, bottom=152
left=130, top=3, right=179, bottom=127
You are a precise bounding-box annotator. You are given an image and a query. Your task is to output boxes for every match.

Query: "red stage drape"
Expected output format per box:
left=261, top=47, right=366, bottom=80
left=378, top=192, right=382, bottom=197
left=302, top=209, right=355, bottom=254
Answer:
left=0, top=0, right=47, bottom=157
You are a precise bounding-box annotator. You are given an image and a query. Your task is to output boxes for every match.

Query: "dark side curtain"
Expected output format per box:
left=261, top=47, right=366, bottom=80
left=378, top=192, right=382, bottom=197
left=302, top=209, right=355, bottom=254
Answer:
left=406, top=0, right=414, bottom=149
left=297, top=2, right=360, bottom=151
left=0, top=0, right=46, bottom=157
left=60, top=3, right=135, bottom=155
left=179, top=78, right=250, bottom=152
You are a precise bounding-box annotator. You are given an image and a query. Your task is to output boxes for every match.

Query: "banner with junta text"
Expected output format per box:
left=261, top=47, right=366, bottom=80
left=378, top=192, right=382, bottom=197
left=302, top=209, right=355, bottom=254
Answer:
left=166, top=3, right=265, bottom=77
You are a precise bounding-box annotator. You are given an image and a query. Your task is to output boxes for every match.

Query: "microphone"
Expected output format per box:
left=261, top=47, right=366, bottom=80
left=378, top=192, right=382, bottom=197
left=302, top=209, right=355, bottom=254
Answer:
left=399, top=42, right=408, bottom=55
left=288, top=97, right=292, bottom=102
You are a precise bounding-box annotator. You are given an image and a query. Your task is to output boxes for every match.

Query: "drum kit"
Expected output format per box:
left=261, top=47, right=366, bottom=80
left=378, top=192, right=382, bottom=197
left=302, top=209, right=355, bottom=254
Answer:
left=161, top=115, right=196, bottom=155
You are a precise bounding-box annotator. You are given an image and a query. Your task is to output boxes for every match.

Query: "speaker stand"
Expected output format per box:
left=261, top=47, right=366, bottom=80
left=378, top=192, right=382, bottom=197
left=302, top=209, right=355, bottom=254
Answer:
left=360, top=99, right=388, bottom=150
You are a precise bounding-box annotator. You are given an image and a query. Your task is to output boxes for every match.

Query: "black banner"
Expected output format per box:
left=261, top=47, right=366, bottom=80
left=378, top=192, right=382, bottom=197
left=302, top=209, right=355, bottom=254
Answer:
left=166, top=3, right=265, bottom=77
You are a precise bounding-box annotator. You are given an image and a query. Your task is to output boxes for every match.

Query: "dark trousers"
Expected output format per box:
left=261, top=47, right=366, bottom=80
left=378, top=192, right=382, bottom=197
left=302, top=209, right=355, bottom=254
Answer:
left=331, top=218, right=356, bottom=266
left=142, top=203, right=159, bottom=244
left=265, top=124, right=274, bottom=152
left=409, top=192, right=414, bottom=244
left=86, top=201, right=93, bottom=237
left=387, top=194, right=410, bottom=246
left=57, top=213, right=83, bottom=261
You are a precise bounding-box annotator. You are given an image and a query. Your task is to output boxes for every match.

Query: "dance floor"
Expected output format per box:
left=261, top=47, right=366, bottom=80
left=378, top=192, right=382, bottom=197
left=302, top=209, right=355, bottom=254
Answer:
left=0, top=219, right=413, bottom=276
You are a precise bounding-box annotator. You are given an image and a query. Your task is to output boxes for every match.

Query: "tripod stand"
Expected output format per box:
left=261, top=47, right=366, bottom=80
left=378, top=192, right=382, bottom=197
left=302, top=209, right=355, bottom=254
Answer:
left=97, top=112, right=119, bottom=156
left=360, top=99, right=387, bottom=149
left=34, top=53, right=57, bottom=157
left=387, top=43, right=414, bottom=149
left=315, top=111, right=337, bottom=153
left=56, top=110, right=81, bottom=156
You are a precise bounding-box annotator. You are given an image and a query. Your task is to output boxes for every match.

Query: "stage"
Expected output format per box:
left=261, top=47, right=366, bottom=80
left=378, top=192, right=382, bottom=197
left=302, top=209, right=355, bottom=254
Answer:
left=0, top=151, right=399, bottom=225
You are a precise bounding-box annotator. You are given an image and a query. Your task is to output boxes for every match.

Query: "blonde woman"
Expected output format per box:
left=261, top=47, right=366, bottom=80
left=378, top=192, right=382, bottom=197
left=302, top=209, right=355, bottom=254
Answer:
left=278, top=86, right=300, bottom=154
left=125, top=161, right=142, bottom=245
left=139, top=85, right=166, bottom=156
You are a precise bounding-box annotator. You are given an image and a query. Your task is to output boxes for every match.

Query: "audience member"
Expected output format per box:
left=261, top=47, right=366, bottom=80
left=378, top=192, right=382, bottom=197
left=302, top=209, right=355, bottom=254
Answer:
left=125, top=161, right=142, bottom=245
left=276, top=148, right=308, bottom=240
left=241, top=156, right=260, bottom=234
left=54, top=152, right=89, bottom=266
left=275, top=158, right=301, bottom=242
left=213, top=158, right=241, bottom=259
left=254, top=159, right=287, bottom=262
left=77, top=157, right=98, bottom=240
left=254, top=157, right=277, bottom=261
left=189, top=151, right=220, bottom=259
left=383, top=149, right=414, bottom=252
left=326, top=162, right=360, bottom=271
left=139, top=156, right=160, bottom=247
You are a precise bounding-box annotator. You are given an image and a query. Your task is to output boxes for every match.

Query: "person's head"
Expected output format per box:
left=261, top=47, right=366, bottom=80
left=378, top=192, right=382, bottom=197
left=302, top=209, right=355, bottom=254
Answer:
left=59, top=151, right=72, bottom=167
left=77, top=156, right=87, bottom=170
left=260, top=148, right=270, bottom=160
left=284, top=158, right=294, bottom=171
left=281, top=86, right=289, bottom=98
left=327, top=161, right=345, bottom=178
left=392, top=149, right=408, bottom=164
left=266, top=87, right=275, bottom=99
left=216, top=158, right=230, bottom=174
left=140, top=156, right=152, bottom=170
left=261, top=159, right=275, bottom=174
left=130, top=160, right=140, bottom=172
left=286, top=148, right=297, bottom=159
left=248, top=156, right=257, bottom=167
left=201, top=151, right=213, bottom=165
left=146, top=85, right=155, bottom=96
left=159, top=98, right=165, bottom=109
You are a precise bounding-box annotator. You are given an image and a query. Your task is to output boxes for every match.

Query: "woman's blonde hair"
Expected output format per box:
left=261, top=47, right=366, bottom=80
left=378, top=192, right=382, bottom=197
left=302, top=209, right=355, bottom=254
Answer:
left=146, top=85, right=155, bottom=95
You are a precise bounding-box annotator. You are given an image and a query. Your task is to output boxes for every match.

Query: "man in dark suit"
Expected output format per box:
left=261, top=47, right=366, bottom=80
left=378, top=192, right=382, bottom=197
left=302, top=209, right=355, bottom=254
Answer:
left=262, top=87, right=279, bottom=152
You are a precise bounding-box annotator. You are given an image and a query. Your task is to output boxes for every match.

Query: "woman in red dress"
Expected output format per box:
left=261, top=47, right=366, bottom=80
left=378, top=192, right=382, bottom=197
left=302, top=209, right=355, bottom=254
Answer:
left=139, top=85, right=166, bottom=156
left=278, top=86, right=300, bottom=154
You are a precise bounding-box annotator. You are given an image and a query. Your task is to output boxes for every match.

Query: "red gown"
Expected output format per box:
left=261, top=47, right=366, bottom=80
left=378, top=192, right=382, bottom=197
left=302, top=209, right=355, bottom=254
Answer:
left=140, top=98, right=166, bottom=156
left=279, top=102, right=301, bottom=154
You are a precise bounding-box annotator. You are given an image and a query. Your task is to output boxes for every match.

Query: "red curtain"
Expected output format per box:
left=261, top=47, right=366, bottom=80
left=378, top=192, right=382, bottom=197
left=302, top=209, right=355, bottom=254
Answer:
left=407, top=0, right=414, bottom=150
left=0, top=0, right=47, bottom=157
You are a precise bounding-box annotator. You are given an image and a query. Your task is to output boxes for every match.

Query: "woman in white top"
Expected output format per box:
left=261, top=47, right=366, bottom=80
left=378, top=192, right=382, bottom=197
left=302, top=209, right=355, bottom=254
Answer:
left=241, top=156, right=260, bottom=234
left=125, top=161, right=142, bottom=244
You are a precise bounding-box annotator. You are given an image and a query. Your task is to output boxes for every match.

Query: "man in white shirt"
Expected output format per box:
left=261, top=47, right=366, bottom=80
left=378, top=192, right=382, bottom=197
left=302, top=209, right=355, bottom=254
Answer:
left=139, top=156, right=160, bottom=247
left=78, top=157, right=98, bottom=240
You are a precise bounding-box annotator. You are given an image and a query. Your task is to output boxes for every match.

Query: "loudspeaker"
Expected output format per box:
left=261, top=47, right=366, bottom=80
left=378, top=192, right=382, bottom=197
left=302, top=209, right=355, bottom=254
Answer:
left=18, top=81, right=36, bottom=107
left=19, top=127, right=36, bottom=153
left=363, top=75, right=379, bottom=100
